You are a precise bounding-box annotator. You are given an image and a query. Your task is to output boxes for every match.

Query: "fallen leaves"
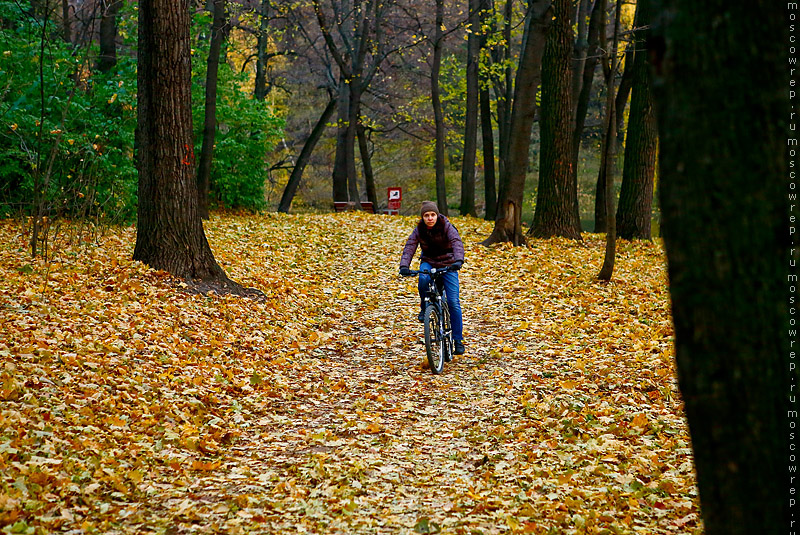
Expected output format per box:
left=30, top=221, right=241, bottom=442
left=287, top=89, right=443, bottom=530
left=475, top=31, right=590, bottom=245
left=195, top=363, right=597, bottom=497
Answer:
left=0, top=213, right=701, bottom=534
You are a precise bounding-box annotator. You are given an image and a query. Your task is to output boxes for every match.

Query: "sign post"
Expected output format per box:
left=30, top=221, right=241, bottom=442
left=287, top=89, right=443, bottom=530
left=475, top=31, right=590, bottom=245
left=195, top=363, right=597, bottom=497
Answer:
left=387, top=187, right=402, bottom=215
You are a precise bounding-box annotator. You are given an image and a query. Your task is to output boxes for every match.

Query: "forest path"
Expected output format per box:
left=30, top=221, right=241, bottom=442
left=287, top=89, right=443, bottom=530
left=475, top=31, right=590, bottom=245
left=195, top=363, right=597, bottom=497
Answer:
left=168, top=213, right=698, bottom=534
left=0, top=213, right=699, bottom=534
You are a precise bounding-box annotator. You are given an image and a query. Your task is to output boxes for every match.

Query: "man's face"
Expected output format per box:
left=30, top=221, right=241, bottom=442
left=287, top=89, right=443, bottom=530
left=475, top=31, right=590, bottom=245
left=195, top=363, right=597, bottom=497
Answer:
left=423, top=211, right=438, bottom=228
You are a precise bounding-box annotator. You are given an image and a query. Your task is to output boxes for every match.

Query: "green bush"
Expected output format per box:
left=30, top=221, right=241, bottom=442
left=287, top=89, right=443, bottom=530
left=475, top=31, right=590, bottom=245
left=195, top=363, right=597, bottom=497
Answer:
left=0, top=2, right=283, bottom=221
left=0, top=1, right=138, bottom=221
left=191, top=11, right=283, bottom=212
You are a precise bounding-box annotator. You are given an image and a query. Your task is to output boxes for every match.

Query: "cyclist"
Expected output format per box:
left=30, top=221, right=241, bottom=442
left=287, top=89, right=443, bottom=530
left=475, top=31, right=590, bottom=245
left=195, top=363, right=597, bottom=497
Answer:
left=399, top=201, right=466, bottom=355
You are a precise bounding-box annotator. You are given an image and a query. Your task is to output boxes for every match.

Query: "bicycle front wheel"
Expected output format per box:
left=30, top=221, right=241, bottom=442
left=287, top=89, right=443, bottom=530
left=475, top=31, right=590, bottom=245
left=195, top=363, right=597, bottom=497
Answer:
left=424, top=305, right=445, bottom=374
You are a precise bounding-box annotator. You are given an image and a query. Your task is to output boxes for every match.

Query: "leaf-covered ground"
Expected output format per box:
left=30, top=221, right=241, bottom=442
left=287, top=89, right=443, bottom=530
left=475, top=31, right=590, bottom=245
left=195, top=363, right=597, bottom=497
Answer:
left=0, top=213, right=701, bottom=534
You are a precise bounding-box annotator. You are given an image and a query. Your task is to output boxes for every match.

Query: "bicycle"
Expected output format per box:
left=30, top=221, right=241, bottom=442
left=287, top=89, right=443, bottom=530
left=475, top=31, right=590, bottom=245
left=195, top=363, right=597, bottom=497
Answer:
left=402, top=266, right=455, bottom=374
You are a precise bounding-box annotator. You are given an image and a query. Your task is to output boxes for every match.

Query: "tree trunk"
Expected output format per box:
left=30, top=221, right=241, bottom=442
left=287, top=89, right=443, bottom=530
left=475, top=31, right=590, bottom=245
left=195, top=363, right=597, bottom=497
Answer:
left=460, top=0, right=480, bottom=216
left=479, top=0, right=497, bottom=220
left=255, top=0, right=270, bottom=101
left=613, top=32, right=635, bottom=146
left=196, top=0, right=229, bottom=220
left=494, top=0, right=513, bottom=206
left=61, top=0, right=71, bottom=43
left=431, top=0, right=449, bottom=216
left=482, top=0, right=552, bottom=246
left=595, top=1, right=634, bottom=233
left=345, top=82, right=362, bottom=203
left=332, top=76, right=350, bottom=203
left=572, top=0, right=604, bottom=165
left=357, top=123, right=377, bottom=207
left=133, top=0, right=231, bottom=286
left=529, top=0, right=580, bottom=239
left=97, top=0, right=121, bottom=72
left=597, top=0, right=620, bottom=281
left=616, top=0, right=656, bottom=240
left=480, top=84, right=497, bottom=221
left=570, top=0, right=590, bottom=114
left=651, top=1, right=792, bottom=533
left=278, top=96, right=337, bottom=213
left=594, top=152, right=607, bottom=232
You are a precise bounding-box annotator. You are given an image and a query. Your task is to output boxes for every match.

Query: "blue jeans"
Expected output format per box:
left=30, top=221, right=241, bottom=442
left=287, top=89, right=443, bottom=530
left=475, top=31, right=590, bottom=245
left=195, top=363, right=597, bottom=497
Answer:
left=419, top=261, right=463, bottom=341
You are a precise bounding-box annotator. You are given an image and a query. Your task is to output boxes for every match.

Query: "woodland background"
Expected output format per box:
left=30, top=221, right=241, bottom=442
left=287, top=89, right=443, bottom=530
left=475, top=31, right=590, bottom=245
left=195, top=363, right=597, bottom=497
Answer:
left=0, top=0, right=654, bottom=237
left=0, top=0, right=793, bottom=534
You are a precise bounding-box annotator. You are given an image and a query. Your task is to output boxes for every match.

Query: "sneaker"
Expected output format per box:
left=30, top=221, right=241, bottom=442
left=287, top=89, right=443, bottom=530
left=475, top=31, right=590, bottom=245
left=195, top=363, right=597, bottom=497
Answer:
left=454, top=340, right=465, bottom=355
left=418, top=311, right=425, bottom=323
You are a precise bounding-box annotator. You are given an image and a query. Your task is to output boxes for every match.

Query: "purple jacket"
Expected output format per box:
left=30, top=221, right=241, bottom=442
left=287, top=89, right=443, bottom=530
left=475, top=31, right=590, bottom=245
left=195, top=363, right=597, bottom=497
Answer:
left=400, top=215, right=465, bottom=268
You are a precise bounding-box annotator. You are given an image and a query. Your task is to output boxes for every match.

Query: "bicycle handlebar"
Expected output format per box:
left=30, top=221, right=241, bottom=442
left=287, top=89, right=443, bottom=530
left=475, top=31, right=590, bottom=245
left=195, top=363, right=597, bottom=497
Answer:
left=401, top=265, right=456, bottom=277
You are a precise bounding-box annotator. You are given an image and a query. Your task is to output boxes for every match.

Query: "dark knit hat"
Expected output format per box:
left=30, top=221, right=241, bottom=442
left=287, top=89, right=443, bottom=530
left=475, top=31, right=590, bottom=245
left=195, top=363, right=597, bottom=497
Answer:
left=420, top=201, right=439, bottom=216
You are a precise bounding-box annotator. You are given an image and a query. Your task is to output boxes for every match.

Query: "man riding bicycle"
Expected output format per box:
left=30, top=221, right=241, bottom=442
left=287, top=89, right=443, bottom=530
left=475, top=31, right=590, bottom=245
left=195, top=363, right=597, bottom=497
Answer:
left=399, top=201, right=466, bottom=355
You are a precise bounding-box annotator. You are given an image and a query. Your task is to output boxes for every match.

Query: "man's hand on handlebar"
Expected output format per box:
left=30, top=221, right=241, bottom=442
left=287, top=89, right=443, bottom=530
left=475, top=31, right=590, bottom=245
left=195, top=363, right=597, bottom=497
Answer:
left=450, top=260, right=463, bottom=271
left=399, top=266, right=413, bottom=277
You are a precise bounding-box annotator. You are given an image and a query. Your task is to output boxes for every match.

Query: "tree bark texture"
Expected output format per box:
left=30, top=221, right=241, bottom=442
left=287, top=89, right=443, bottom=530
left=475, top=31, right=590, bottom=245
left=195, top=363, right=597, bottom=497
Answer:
left=133, top=0, right=228, bottom=283
left=651, top=1, right=792, bottom=533
left=197, top=0, right=229, bottom=219
left=431, top=0, right=449, bottom=216
left=278, top=96, right=337, bottom=213
left=460, top=0, right=480, bottom=216
left=529, top=0, right=580, bottom=239
left=482, top=0, right=552, bottom=246
left=616, top=0, right=656, bottom=240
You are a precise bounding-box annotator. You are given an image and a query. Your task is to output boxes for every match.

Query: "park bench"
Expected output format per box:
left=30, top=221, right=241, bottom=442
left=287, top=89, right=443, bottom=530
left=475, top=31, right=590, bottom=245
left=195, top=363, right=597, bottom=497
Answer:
left=334, top=201, right=374, bottom=213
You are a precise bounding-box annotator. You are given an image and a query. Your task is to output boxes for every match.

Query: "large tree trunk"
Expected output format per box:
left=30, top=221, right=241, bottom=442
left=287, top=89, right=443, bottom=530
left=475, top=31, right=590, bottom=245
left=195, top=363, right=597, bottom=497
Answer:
left=431, top=0, right=448, bottom=216
left=616, top=0, right=656, bottom=240
left=460, top=0, right=480, bottom=216
left=278, top=96, right=337, bottom=213
left=97, top=0, right=121, bottom=72
left=482, top=0, right=552, bottom=246
left=255, top=0, right=270, bottom=101
left=133, top=0, right=230, bottom=286
left=357, top=123, right=377, bottom=208
left=651, top=1, right=791, bottom=533
left=529, top=0, right=580, bottom=239
left=197, top=0, right=229, bottom=219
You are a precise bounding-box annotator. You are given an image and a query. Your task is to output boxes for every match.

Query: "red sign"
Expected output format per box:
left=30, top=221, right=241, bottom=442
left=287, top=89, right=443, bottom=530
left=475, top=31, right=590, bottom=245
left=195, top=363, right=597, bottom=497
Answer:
left=387, top=187, right=402, bottom=213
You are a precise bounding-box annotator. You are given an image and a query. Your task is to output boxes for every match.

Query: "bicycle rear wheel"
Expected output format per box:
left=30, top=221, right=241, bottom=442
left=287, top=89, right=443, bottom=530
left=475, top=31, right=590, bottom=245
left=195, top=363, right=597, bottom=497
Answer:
left=423, top=305, right=445, bottom=374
